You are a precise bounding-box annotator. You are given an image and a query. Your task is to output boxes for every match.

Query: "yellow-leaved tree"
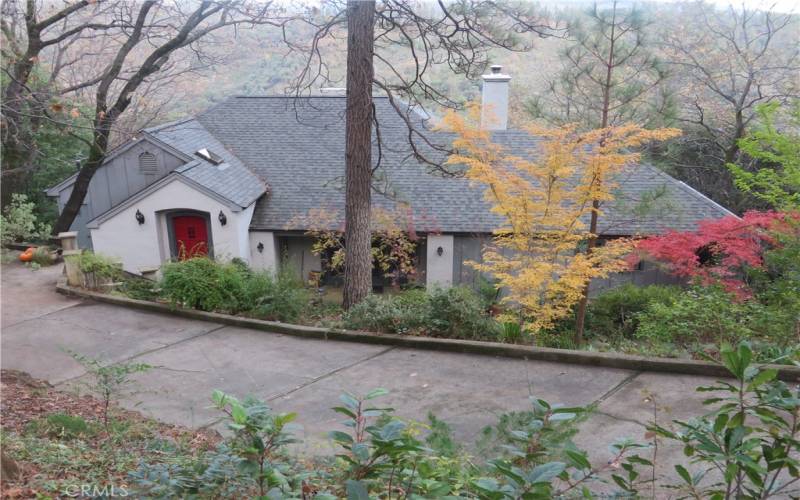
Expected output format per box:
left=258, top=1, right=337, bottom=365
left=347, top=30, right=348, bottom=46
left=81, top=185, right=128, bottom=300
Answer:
left=442, top=104, right=680, bottom=336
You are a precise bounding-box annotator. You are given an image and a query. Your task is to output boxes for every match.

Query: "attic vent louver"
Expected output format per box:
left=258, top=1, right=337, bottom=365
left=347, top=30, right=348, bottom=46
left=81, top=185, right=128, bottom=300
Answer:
left=139, top=151, right=158, bottom=174
left=195, top=148, right=224, bottom=165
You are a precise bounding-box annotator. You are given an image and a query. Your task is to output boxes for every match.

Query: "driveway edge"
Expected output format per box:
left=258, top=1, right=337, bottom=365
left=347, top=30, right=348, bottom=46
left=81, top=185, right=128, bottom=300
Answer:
left=56, top=282, right=800, bottom=381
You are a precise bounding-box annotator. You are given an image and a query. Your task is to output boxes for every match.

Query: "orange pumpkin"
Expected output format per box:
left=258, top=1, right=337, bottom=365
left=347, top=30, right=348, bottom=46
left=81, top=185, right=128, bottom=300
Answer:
left=19, top=247, right=36, bottom=262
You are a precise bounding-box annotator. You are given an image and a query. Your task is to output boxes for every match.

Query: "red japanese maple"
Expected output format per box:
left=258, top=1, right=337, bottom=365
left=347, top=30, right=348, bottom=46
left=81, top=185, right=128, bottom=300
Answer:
left=633, top=211, right=799, bottom=298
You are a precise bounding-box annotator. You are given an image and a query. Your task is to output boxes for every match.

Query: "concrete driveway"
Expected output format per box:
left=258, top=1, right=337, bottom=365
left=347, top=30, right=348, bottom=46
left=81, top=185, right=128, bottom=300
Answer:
left=1, top=261, right=721, bottom=476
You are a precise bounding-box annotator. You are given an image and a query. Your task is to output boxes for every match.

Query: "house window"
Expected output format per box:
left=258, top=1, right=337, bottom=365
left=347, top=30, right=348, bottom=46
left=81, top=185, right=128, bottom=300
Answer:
left=139, top=151, right=158, bottom=174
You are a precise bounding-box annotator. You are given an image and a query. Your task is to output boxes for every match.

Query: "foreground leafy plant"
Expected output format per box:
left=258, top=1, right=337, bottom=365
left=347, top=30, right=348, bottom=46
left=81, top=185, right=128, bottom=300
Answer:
left=70, top=351, right=150, bottom=432
left=473, top=398, right=652, bottom=498
left=25, top=344, right=797, bottom=499
left=331, top=388, right=429, bottom=494
left=330, top=388, right=479, bottom=498
left=212, top=390, right=302, bottom=498
left=653, top=342, right=800, bottom=499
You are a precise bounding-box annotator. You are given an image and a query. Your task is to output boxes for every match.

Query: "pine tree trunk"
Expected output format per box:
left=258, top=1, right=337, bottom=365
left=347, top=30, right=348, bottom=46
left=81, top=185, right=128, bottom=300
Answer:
left=575, top=4, right=616, bottom=346
left=342, top=0, right=375, bottom=310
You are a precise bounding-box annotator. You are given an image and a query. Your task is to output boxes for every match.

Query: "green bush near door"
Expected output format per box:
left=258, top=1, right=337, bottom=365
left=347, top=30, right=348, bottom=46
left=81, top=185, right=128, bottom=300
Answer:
left=160, top=257, right=309, bottom=322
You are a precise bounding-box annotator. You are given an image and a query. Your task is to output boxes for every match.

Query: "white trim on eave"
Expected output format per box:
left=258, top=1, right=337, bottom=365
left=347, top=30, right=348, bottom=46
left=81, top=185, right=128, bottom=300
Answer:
left=86, top=173, right=243, bottom=229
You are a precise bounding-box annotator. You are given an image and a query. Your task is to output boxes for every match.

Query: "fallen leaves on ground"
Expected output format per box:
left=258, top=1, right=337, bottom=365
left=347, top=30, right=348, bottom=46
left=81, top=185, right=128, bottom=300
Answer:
left=0, top=369, right=220, bottom=499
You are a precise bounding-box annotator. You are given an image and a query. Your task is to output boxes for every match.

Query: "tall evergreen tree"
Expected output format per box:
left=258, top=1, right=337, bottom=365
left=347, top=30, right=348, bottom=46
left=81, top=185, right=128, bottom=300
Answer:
left=526, top=1, right=671, bottom=345
left=526, top=1, right=671, bottom=130
left=342, top=0, right=376, bottom=309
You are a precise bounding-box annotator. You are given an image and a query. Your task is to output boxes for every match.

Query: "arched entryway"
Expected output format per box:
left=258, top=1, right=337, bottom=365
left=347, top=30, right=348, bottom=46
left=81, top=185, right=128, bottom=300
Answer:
left=164, top=210, right=213, bottom=259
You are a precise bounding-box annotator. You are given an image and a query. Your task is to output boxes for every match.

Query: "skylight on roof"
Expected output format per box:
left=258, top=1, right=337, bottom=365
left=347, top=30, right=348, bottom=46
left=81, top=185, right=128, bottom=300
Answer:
left=195, top=148, right=224, bottom=165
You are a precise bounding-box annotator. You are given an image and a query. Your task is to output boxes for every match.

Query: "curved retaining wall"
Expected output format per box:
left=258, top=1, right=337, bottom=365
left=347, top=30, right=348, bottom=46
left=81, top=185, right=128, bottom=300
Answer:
left=56, top=281, right=800, bottom=381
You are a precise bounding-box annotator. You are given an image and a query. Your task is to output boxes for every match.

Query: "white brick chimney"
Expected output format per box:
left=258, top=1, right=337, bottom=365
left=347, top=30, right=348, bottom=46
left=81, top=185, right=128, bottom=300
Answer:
left=480, top=65, right=511, bottom=131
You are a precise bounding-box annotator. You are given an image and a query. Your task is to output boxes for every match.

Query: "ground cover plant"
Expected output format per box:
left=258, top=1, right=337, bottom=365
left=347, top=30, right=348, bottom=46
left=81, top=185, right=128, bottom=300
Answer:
left=2, top=343, right=799, bottom=498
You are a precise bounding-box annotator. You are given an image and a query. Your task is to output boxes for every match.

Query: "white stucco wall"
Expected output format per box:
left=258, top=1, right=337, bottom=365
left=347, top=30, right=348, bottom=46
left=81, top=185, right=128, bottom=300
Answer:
left=249, top=231, right=278, bottom=273
left=426, top=234, right=454, bottom=289
left=89, top=178, right=254, bottom=274
left=231, top=203, right=256, bottom=262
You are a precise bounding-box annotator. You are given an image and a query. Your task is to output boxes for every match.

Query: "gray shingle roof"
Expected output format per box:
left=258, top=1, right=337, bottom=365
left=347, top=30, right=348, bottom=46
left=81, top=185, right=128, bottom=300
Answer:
left=187, top=96, right=732, bottom=235
left=145, top=118, right=267, bottom=208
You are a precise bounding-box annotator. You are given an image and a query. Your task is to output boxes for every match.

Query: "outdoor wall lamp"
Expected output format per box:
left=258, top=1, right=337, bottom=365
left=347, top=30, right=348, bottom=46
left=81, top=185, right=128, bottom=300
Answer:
left=437, top=246, right=444, bottom=256
left=218, top=210, right=227, bottom=226
left=135, top=209, right=145, bottom=225
left=257, top=242, right=264, bottom=253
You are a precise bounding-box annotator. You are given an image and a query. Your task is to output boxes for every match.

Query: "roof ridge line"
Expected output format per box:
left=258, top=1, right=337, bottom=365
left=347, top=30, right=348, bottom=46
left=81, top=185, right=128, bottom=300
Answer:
left=641, top=163, right=738, bottom=218
left=142, top=116, right=196, bottom=133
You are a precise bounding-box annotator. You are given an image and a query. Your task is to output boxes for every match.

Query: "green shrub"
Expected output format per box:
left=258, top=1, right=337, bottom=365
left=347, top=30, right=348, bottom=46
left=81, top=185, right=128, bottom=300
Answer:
left=474, top=276, right=501, bottom=310
left=343, top=293, right=417, bottom=333
left=636, top=285, right=761, bottom=349
left=161, top=257, right=249, bottom=313
left=425, top=286, right=496, bottom=339
left=343, top=286, right=498, bottom=339
left=0, top=193, right=51, bottom=246
left=161, top=258, right=310, bottom=319
left=26, top=413, right=93, bottom=440
left=534, top=322, right=579, bottom=350
left=586, top=284, right=682, bottom=340
left=749, top=341, right=800, bottom=365
left=748, top=233, right=800, bottom=336
left=70, top=251, right=123, bottom=280
left=498, top=321, right=525, bottom=343
left=245, top=268, right=310, bottom=322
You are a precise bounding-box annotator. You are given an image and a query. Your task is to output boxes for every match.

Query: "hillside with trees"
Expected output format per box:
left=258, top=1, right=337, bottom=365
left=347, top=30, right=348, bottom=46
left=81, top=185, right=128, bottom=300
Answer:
left=1, top=0, right=797, bottom=223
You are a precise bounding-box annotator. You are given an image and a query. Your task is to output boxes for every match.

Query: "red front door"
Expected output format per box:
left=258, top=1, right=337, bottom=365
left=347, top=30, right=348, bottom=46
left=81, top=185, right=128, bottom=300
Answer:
left=173, top=215, right=209, bottom=259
